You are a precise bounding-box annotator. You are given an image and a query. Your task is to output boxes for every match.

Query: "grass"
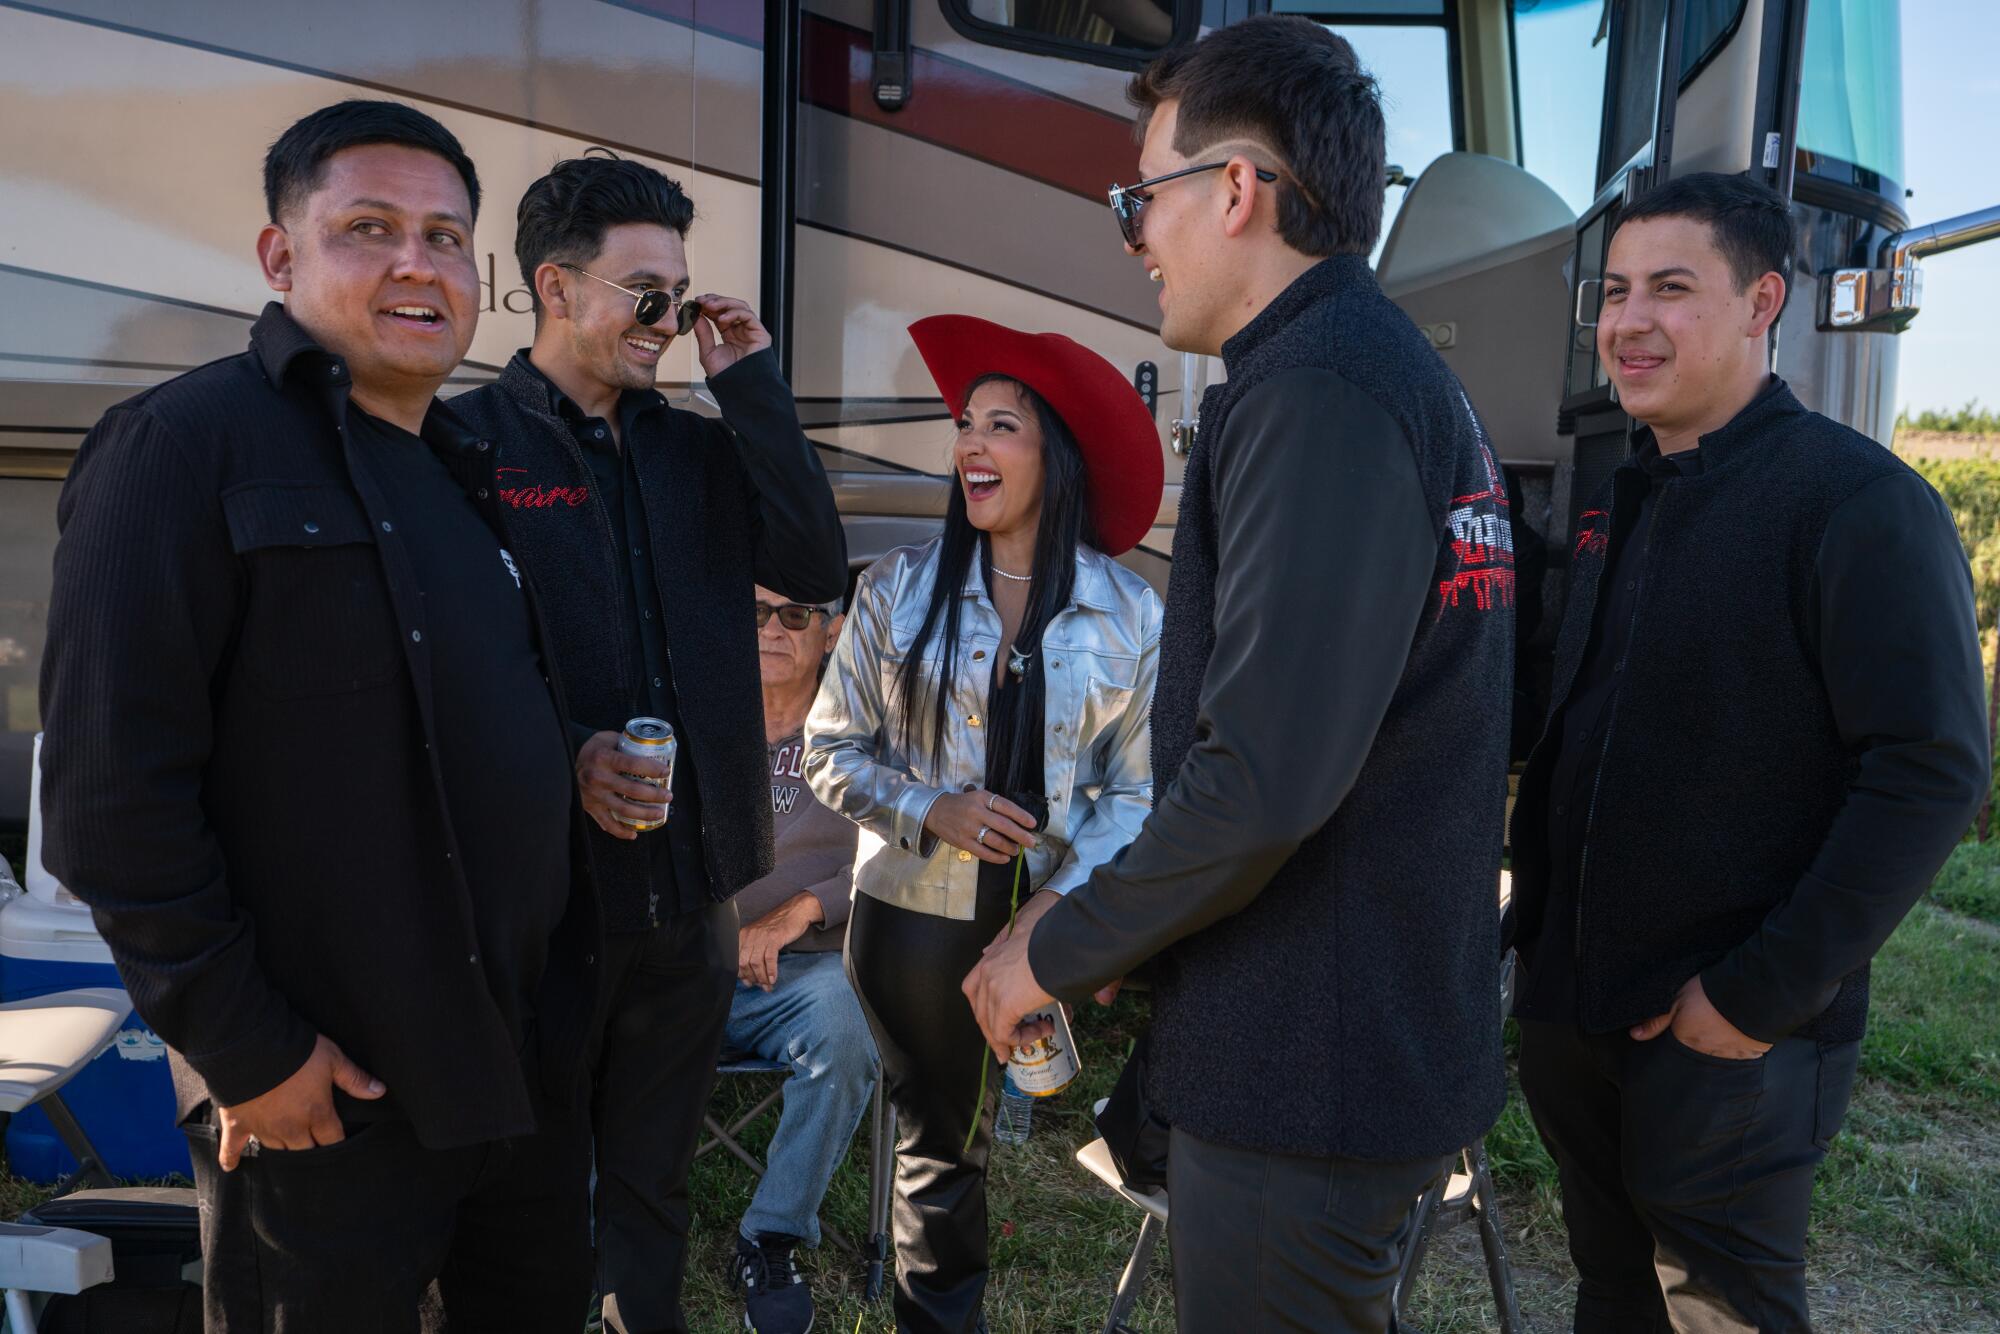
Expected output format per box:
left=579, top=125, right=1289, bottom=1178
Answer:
left=1931, top=837, right=2000, bottom=925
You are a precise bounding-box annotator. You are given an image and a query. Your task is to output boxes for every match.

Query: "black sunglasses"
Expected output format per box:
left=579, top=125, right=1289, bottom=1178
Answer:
left=559, top=263, right=701, bottom=334
left=755, top=601, right=826, bottom=631
left=1107, top=161, right=1280, bottom=247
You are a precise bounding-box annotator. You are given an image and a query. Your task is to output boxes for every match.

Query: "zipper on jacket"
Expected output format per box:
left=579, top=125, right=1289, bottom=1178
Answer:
left=550, top=414, right=680, bottom=926
left=1572, top=486, right=1670, bottom=988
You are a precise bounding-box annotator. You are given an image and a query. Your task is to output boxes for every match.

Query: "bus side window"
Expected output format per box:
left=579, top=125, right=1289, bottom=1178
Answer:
left=942, top=0, right=1194, bottom=67
left=1513, top=0, right=1612, bottom=217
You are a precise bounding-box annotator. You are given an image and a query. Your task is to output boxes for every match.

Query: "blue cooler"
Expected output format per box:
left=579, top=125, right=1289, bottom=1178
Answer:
left=0, top=893, right=187, bottom=1182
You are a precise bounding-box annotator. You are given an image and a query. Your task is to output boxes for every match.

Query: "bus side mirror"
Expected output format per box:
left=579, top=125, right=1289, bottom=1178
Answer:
left=1819, top=204, right=2000, bottom=334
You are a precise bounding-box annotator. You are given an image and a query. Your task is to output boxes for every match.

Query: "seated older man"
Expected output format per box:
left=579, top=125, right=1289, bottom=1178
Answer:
left=727, top=583, right=875, bottom=1334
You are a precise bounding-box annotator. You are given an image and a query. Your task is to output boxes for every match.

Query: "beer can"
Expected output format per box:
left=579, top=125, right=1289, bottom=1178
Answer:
left=615, top=717, right=676, bottom=831
left=1006, top=1003, right=1080, bottom=1097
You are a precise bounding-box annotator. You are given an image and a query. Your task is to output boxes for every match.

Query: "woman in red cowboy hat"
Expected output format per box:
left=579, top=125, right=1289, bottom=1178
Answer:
left=805, top=315, right=1164, bottom=1331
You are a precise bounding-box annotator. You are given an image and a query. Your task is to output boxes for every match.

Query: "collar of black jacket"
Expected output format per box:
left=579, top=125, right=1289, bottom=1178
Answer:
left=500, top=348, right=669, bottom=428
left=1218, top=254, right=1374, bottom=374
left=1628, top=374, right=1803, bottom=473
left=251, top=301, right=347, bottom=390
left=247, top=301, right=486, bottom=456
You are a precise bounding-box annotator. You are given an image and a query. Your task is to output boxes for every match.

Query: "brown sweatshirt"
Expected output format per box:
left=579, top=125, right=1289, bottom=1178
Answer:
left=731, top=732, right=857, bottom=952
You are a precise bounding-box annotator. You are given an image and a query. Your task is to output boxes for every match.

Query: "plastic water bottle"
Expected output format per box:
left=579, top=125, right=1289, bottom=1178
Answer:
left=994, top=1070, right=1034, bottom=1145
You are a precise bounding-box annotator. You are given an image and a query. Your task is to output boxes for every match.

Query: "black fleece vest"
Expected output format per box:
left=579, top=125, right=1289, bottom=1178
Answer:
left=454, top=359, right=774, bottom=932
left=1511, top=382, right=1906, bottom=1041
left=1145, top=257, right=1515, bottom=1161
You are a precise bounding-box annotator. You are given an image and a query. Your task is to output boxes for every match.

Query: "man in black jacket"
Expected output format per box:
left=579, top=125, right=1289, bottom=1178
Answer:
left=38, top=101, right=598, bottom=1331
left=965, top=19, right=1512, bottom=1330
left=1509, top=173, right=1988, bottom=1332
left=453, top=157, right=845, bottom=1334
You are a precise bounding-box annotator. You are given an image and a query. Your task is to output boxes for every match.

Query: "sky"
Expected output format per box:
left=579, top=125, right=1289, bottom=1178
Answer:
left=1893, top=1, right=1999, bottom=416
left=1334, top=0, right=1997, bottom=417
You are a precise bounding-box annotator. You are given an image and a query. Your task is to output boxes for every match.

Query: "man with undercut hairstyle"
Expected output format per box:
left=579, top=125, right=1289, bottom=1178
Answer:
left=1510, top=171, right=1986, bottom=1332
left=455, top=154, right=844, bottom=1334
left=41, top=100, right=598, bottom=1331
left=965, top=17, right=1514, bottom=1331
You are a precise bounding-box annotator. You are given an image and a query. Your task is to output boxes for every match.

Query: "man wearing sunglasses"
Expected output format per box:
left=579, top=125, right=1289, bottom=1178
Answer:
left=966, top=17, right=1514, bottom=1331
left=454, top=156, right=846, bottom=1334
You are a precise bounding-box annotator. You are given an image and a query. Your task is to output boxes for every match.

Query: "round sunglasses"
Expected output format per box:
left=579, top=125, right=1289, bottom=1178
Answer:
left=559, top=263, right=701, bottom=335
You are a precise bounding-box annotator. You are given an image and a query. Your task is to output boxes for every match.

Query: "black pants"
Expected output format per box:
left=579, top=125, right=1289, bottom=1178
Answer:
left=1518, top=1020, right=1860, bottom=1333
left=1166, top=1126, right=1445, bottom=1333
left=186, top=1096, right=592, bottom=1333
left=846, top=887, right=1013, bottom=1334
left=590, top=899, right=739, bottom=1334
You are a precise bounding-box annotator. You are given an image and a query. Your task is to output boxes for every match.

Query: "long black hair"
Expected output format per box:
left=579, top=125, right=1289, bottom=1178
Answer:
left=894, top=374, right=1100, bottom=798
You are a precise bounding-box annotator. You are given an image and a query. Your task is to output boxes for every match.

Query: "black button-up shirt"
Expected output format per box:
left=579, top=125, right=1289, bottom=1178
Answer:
left=346, top=406, right=575, bottom=1043
left=525, top=365, right=709, bottom=918
left=39, top=304, right=599, bottom=1148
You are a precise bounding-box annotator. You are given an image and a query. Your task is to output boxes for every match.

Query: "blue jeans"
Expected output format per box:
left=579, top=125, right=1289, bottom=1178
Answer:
left=722, top=948, right=879, bottom=1246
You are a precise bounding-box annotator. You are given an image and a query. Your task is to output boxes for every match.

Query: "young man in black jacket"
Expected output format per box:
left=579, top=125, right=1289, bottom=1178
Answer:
left=453, top=157, right=845, bottom=1334
left=1509, top=172, right=1988, bottom=1332
left=38, top=101, right=598, bottom=1331
left=965, top=18, right=1513, bottom=1330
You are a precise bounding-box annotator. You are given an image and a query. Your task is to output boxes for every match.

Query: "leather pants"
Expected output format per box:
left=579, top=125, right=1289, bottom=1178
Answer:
left=845, top=871, right=1015, bottom=1334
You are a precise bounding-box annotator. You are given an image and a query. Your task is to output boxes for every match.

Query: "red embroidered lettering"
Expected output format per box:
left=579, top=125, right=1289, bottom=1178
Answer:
left=494, top=467, right=592, bottom=510
left=1437, top=485, right=1517, bottom=617
left=1573, top=510, right=1608, bottom=560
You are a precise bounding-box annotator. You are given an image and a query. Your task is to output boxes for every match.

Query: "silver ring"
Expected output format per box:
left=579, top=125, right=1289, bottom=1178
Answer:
left=976, top=825, right=990, bottom=845
left=986, top=792, right=998, bottom=811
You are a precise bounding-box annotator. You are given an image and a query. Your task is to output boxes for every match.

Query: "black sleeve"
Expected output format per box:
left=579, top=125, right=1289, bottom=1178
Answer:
left=705, top=349, right=848, bottom=604
left=38, top=407, right=318, bottom=1106
left=1029, top=367, right=1439, bottom=1000
left=1703, top=471, right=1989, bottom=1041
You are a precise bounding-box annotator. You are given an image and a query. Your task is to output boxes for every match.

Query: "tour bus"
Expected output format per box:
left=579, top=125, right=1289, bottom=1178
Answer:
left=2, top=0, right=1992, bottom=826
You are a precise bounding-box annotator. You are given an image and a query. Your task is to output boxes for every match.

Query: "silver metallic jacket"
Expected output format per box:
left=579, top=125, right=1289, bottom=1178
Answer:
left=805, top=539, right=1162, bottom=920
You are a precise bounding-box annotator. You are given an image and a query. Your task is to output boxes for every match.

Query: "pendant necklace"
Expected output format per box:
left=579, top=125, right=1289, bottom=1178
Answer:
left=990, top=555, right=1032, bottom=675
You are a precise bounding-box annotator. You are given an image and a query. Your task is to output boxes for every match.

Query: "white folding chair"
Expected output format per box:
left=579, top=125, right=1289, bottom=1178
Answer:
left=1073, top=1127, right=1167, bottom=1334
left=0, top=987, right=132, bottom=1332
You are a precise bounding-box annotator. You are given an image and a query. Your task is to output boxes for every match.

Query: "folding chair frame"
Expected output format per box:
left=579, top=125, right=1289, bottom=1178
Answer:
left=1100, top=1211, right=1163, bottom=1334
left=696, top=1062, right=896, bottom=1302
left=41, top=1089, right=118, bottom=1197
left=1389, top=1140, right=1525, bottom=1334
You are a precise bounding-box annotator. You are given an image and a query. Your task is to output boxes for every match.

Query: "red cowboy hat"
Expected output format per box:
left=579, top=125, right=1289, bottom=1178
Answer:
left=908, top=315, right=1165, bottom=558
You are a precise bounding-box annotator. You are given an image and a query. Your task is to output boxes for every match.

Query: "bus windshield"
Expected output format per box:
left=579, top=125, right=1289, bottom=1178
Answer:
left=1798, top=0, right=1904, bottom=187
